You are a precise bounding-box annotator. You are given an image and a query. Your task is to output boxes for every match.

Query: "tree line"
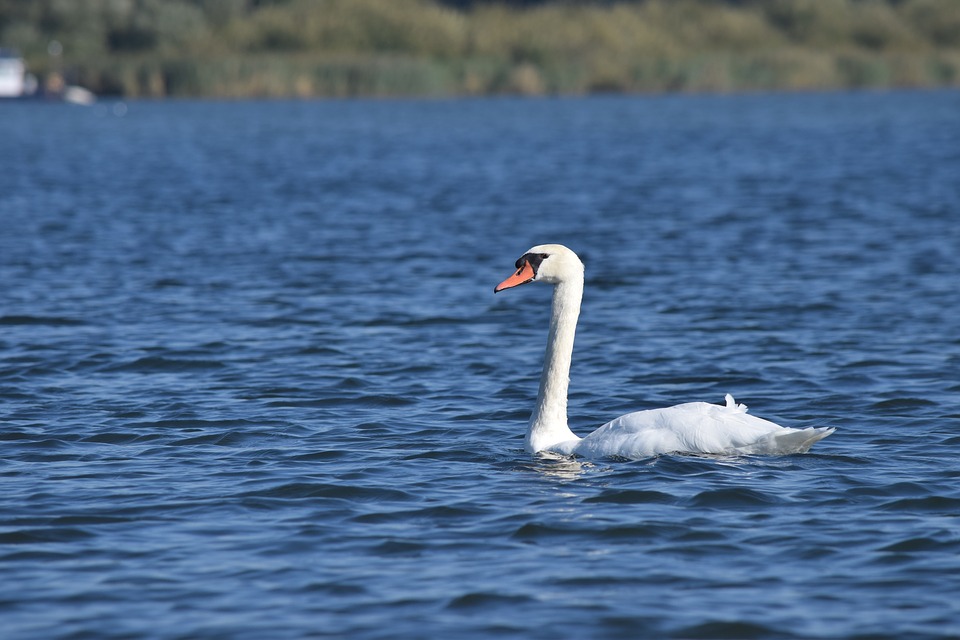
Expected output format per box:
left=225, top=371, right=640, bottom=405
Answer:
left=1, top=0, right=958, bottom=97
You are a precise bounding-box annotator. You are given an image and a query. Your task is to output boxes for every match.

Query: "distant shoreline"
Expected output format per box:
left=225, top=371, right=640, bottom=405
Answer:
left=73, top=85, right=960, bottom=107
left=5, top=0, right=959, bottom=99
left=63, top=51, right=960, bottom=100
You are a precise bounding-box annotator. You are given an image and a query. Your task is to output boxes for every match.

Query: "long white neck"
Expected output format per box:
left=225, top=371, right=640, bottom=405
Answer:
left=525, top=276, right=583, bottom=453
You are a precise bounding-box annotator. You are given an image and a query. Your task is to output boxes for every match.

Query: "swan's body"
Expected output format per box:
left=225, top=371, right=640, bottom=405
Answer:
left=494, top=244, right=834, bottom=459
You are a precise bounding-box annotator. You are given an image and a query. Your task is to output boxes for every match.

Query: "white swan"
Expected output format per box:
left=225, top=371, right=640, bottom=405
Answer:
left=494, top=244, right=834, bottom=459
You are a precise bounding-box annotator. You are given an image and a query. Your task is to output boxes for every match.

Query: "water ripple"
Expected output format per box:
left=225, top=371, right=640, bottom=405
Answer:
left=1, top=92, right=959, bottom=639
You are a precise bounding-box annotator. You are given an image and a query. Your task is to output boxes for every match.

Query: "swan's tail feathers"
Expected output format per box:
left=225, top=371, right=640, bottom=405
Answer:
left=724, top=394, right=748, bottom=413
left=768, top=426, right=836, bottom=455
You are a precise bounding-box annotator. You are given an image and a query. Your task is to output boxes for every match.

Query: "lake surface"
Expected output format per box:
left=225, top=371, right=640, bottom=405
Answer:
left=2, top=90, right=959, bottom=639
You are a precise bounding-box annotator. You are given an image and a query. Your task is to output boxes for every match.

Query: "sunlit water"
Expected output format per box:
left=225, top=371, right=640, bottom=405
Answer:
left=2, top=91, right=959, bottom=639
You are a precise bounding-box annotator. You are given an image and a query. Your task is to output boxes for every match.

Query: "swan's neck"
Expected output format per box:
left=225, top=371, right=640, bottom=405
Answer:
left=526, top=277, right=583, bottom=453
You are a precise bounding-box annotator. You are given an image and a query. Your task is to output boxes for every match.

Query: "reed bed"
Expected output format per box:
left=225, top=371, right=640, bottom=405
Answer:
left=3, top=0, right=959, bottom=97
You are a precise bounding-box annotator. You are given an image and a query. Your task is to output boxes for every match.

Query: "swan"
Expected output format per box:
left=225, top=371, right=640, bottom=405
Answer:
left=494, top=244, right=834, bottom=459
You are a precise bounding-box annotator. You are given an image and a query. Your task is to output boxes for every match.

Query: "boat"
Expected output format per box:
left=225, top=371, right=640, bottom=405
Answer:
left=0, top=48, right=95, bottom=104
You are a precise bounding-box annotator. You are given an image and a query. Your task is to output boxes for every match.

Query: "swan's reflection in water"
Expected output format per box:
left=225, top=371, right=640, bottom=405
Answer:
left=527, top=451, right=595, bottom=480
left=519, top=449, right=795, bottom=482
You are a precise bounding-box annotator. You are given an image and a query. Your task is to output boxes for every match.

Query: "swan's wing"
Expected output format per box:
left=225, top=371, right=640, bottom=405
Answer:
left=569, top=396, right=834, bottom=459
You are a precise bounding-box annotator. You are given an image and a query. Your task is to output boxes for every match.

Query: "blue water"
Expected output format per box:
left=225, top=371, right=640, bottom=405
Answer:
left=2, top=91, right=959, bottom=639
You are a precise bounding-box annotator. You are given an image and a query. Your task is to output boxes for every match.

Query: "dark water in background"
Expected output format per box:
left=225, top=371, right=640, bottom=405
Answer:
left=1, top=91, right=959, bottom=639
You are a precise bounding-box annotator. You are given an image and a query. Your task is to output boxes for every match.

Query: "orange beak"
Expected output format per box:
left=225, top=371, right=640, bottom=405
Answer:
left=494, top=260, right=536, bottom=293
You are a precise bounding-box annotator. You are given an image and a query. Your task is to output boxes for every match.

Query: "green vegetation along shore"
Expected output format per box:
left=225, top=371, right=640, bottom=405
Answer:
left=2, top=0, right=960, bottom=98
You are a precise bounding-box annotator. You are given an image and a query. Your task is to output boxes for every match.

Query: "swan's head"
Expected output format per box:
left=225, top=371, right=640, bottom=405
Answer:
left=494, top=244, right=584, bottom=293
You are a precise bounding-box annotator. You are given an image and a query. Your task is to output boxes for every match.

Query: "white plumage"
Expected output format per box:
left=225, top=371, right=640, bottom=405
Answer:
left=495, top=244, right=834, bottom=459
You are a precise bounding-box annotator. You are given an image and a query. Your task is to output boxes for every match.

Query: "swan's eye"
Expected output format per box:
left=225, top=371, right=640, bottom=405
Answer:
left=515, top=252, right=550, bottom=275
